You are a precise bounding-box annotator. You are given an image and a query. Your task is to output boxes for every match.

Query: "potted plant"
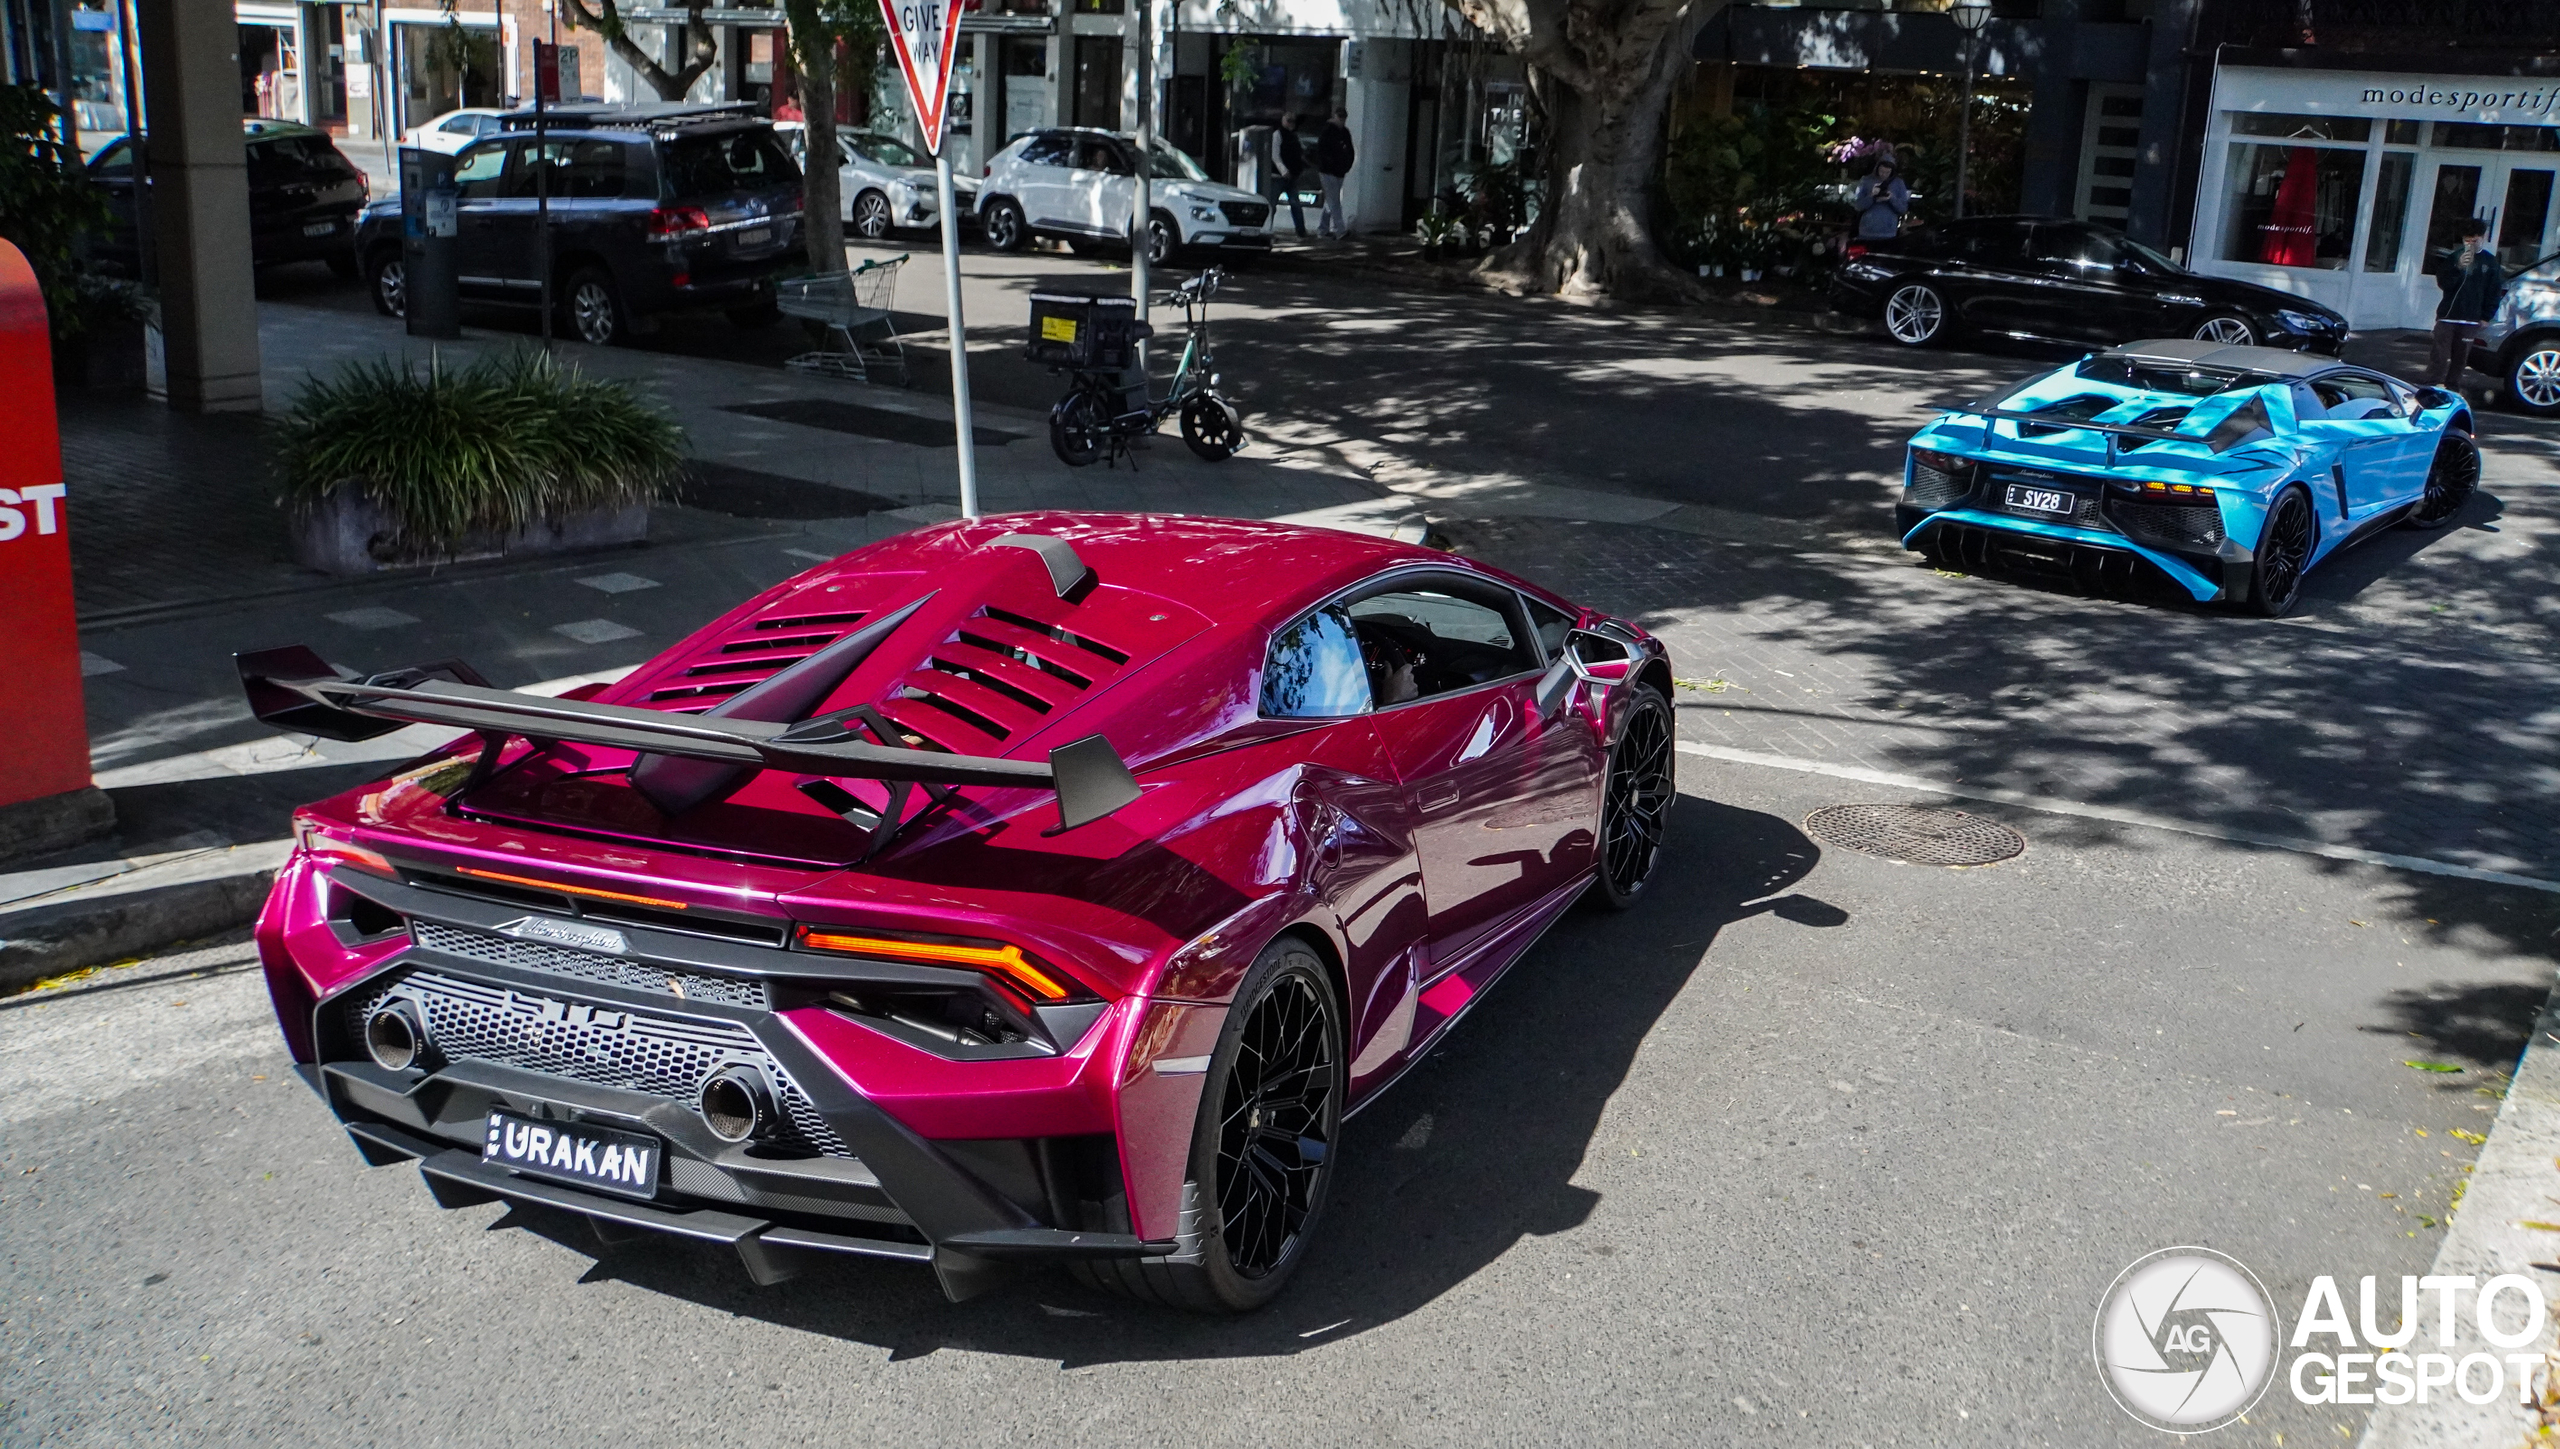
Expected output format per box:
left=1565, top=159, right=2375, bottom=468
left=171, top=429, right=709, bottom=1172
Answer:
left=52, top=274, right=153, bottom=390
left=274, top=349, right=685, bottom=576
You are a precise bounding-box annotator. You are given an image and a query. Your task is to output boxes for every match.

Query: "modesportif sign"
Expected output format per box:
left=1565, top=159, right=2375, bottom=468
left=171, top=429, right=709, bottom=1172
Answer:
left=2220, top=66, right=2560, bottom=127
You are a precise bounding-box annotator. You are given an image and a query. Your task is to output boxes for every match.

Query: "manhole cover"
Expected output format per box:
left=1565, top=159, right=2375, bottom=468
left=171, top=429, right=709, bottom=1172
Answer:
left=1804, top=804, right=2024, bottom=867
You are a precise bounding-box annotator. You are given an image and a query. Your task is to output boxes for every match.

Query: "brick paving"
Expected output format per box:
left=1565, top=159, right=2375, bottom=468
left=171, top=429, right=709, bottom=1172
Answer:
left=1445, top=516, right=2560, bottom=878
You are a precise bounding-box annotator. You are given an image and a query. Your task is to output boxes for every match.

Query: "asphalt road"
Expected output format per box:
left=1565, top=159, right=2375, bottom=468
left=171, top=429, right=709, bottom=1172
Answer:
left=3, top=758, right=2551, bottom=1447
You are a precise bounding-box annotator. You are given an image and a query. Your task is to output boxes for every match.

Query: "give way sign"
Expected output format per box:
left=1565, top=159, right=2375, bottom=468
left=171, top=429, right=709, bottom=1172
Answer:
left=878, top=0, right=968, bottom=154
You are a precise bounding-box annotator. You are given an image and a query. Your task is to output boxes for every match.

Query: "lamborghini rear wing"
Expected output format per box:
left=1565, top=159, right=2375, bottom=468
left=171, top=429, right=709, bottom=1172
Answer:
left=1930, top=395, right=2273, bottom=464
left=234, top=645, right=1141, bottom=831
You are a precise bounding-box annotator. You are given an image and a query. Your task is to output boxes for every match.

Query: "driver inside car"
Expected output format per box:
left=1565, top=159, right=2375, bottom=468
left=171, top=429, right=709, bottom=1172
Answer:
left=1361, top=631, right=1422, bottom=706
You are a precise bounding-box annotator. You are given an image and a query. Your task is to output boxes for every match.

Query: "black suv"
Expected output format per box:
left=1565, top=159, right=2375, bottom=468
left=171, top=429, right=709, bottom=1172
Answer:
left=89, top=119, right=369, bottom=275
left=355, top=103, right=803, bottom=346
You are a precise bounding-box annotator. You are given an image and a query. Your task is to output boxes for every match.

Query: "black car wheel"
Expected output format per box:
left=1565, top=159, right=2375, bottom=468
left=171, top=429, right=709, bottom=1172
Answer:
left=2246, top=487, right=2315, bottom=618
left=1074, top=936, right=1342, bottom=1314
left=2404, top=430, right=2481, bottom=530
left=563, top=268, right=626, bottom=347
left=1145, top=212, right=1180, bottom=268
left=2506, top=341, right=2560, bottom=417
left=2193, top=314, right=2257, bottom=346
left=850, top=189, right=893, bottom=240
left=1883, top=283, right=1947, bottom=347
left=366, top=249, right=406, bottom=318
left=1051, top=388, right=1108, bottom=467
left=1589, top=685, right=1674, bottom=910
left=1179, top=392, right=1243, bottom=460
left=984, top=198, right=1028, bottom=253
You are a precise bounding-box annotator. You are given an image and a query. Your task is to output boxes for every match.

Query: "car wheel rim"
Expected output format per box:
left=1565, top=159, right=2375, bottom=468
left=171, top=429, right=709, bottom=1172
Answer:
left=855, top=195, right=889, bottom=238
left=573, top=284, right=614, bottom=344
left=1149, top=225, right=1172, bottom=265
left=1601, top=700, right=1673, bottom=898
left=2419, top=440, right=2480, bottom=523
left=2196, top=317, right=2255, bottom=345
left=990, top=209, right=1018, bottom=248
left=378, top=261, right=405, bottom=315
left=2516, top=349, right=2560, bottom=409
left=2260, top=493, right=2311, bottom=608
left=1885, top=286, right=1940, bottom=343
left=1213, top=970, right=1334, bottom=1280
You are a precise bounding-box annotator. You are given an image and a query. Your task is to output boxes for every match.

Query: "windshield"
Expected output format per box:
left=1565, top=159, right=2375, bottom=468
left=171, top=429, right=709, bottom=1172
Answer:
left=2062, top=355, right=2258, bottom=397
left=848, top=132, right=927, bottom=169
left=660, top=129, right=800, bottom=198
left=1148, top=139, right=1210, bottom=182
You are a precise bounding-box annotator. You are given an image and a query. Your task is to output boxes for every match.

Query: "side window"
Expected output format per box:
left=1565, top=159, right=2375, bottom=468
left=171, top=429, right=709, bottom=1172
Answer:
left=1261, top=607, right=1370, bottom=719
left=1951, top=223, right=2023, bottom=265
left=452, top=142, right=511, bottom=200
left=1522, top=596, right=1574, bottom=660
left=1075, top=139, right=1119, bottom=172
left=91, top=138, right=132, bottom=176
left=1347, top=585, right=1539, bottom=705
left=513, top=140, right=627, bottom=200
left=440, top=115, right=477, bottom=135
left=1019, top=132, right=1071, bottom=168
left=2315, top=372, right=2401, bottom=420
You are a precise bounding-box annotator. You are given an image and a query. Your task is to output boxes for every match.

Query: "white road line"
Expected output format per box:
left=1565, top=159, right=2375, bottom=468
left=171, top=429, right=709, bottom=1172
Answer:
left=1675, top=740, right=2560, bottom=895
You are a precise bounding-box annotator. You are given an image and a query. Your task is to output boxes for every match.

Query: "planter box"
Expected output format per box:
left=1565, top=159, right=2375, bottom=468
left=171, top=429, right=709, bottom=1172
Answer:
left=290, top=491, right=650, bottom=576
left=51, top=320, right=147, bottom=391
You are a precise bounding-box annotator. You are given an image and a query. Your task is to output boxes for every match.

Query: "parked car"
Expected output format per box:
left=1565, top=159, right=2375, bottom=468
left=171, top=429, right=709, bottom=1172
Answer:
left=1833, top=216, right=2351, bottom=353
left=403, top=107, right=508, bottom=154
left=235, top=513, right=1675, bottom=1311
left=978, top=128, right=1274, bottom=265
left=1896, top=339, right=2477, bottom=616
left=87, top=118, right=368, bottom=277
left=837, top=129, right=977, bottom=238
left=353, top=103, right=803, bottom=346
left=2475, top=250, right=2560, bottom=416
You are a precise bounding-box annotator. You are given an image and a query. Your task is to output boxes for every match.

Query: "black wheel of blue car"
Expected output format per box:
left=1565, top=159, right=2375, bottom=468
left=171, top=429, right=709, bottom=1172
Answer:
left=1074, top=937, right=1341, bottom=1313
left=1591, top=686, right=1673, bottom=910
left=2405, top=430, right=2480, bottom=530
left=2246, top=487, right=2315, bottom=618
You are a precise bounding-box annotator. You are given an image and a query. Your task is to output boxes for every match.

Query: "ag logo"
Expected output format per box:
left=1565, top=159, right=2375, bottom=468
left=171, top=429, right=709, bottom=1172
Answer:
left=2094, top=1247, right=2279, bottom=1433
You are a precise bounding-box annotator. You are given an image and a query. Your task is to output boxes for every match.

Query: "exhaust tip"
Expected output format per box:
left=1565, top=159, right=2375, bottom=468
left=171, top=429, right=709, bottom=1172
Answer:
left=699, top=1065, right=776, bottom=1143
left=364, top=1000, right=426, bottom=1072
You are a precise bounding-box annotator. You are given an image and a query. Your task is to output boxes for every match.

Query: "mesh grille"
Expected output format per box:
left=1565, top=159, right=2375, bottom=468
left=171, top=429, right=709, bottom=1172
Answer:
left=2111, top=499, right=2226, bottom=550
left=1221, top=200, right=1271, bottom=227
left=349, top=970, right=850, bottom=1157
left=1905, top=462, right=1974, bottom=511
left=411, top=921, right=773, bottom=1009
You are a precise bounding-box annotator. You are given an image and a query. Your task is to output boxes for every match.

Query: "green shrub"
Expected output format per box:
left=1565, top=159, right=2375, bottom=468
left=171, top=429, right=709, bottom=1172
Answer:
left=273, top=349, right=685, bottom=554
left=0, top=84, right=111, bottom=336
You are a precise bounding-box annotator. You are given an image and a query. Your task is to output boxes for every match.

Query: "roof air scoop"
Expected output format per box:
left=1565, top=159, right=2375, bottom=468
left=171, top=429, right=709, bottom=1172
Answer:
left=989, top=533, right=1094, bottom=600
left=630, top=590, right=937, bottom=816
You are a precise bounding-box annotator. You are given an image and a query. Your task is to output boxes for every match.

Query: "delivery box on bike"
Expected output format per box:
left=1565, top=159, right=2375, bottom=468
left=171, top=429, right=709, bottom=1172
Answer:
left=1025, top=292, right=1150, bottom=369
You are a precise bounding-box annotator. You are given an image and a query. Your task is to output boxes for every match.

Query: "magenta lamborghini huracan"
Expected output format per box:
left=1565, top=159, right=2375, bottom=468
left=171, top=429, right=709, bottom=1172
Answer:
left=242, top=513, right=1675, bottom=1311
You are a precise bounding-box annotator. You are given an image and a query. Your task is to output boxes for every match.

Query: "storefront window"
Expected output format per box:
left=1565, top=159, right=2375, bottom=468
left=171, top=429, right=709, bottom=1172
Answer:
left=2220, top=143, right=2365, bottom=269
left=2385, top=120, right=2421, bottom=145
left=2433, top=123, right=2560, bottom=153
left=2362, top=152, right=2415, bottom=272
left=2230, top=112, right=2371, bottom=143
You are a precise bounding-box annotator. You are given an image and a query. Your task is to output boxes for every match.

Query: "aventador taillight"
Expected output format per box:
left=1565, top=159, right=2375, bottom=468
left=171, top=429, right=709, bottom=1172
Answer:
left=293, top=816, right=393, bottom=878
left=2127, top=479, right=2217, bottom=500
left=1911, top=448, right=1972, bottom=476
left=796, top=927, right=1082, bottom=1002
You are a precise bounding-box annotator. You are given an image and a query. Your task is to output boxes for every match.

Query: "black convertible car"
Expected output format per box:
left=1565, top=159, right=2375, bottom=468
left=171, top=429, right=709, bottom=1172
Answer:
left=1832, top=216, right=2349, bottom=354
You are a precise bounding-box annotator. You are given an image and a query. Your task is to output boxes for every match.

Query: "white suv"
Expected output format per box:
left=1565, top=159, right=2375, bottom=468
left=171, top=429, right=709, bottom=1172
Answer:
left=978, top=128, right=1274, bottom=264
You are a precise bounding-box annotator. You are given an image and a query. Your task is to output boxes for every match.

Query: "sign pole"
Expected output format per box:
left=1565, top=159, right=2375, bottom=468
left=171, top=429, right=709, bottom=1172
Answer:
left=1130, top=0, right=1150, bottom=345
left=937, top=144, right=978, bottom=519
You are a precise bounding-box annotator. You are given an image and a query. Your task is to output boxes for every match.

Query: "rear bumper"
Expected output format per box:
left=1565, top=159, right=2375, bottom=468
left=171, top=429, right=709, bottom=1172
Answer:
left=1901, top=507, right=2232, bottom=602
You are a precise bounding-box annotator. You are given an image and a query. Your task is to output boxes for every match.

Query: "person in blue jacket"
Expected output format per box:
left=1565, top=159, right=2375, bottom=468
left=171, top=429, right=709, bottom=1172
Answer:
left=1852, top=156, right=1910, bottom=241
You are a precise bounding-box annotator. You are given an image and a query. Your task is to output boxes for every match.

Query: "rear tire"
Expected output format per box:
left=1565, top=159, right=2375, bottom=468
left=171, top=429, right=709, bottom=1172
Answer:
left=366, top=248, right=406, bottom=318
left=1883, top=282, right=1947, bottom=347
left=984, top=198, right=1028, bottom=253
left=1071, top=936, right=1343, bottom=1314
left=1051, top=387, right=1107, bottom=467
left=2505, top=340, right=2560, bottom=417
left=2245, top=487, right=2315, bottom=617
left=2404, top=430, right=2480, bottom=529
left=563, top=267, right=627, bottom=347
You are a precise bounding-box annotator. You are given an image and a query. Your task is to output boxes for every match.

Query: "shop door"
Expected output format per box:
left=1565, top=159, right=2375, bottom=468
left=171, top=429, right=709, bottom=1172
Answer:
left=997, top=38, right=1047, bottom=145
left=1071, top=36, right=1120, bottom=130
left=2410, top=159, right=2560, bottom=321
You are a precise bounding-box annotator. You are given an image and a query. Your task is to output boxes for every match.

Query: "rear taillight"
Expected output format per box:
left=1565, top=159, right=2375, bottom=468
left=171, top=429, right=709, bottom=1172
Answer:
left=982, top=162, right=992, bottom=177
left=293, top=817, right=394, bottom=878
left=646, top=204, right=712, bottom=242
left=1843, top=242, right=1868, bottom=261
left=797, top=926, right=1081, bottom=1002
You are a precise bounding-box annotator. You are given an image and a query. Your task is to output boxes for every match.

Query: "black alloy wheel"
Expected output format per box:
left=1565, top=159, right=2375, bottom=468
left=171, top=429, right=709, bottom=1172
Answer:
left=1145, top=213, right=1180, bottom=268
left=1073, top=938, right=1344, bottom=1313
left=2506, top=341, right=2560, bottom=417
left=564, top=267, right=626, bottom=347
left=367, top=249, right=407, bottom=318
left=984, top=198, right=1028, bottom=253
left=1883, top=282, right=1947, bottom=347
left=850, top=189, right=894, bottom=240
left=2405, top=430, right=2481, bottom=530
left=1179, top=392, right=1243, bottom=459
left=1590, top=685, right=1673, bottom=910
left=2192, top=314, right=2257, bottom=346
left=1050, top=387, right=1108, bottom=467
left=2246, top=488, right=2315, bottom=618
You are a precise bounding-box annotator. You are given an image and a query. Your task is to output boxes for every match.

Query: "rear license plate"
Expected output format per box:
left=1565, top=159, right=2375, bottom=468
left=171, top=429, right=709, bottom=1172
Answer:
left=2003, top=483, right=2073, bottom=516
left=735, top=226, right=770, bottom=247
left=303, top=220, right=337, bottom=236
left=483, top=1109, right=661, bottom=1200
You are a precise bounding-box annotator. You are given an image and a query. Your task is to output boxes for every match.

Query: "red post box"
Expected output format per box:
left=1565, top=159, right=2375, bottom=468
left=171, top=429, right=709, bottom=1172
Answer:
left=0, top=239, right=108, bottom=855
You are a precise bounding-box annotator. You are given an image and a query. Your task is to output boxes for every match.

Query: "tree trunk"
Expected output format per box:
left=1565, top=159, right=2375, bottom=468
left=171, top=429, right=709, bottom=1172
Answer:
left=562, top=0, right=718, bottom=101
left=799, top=44, right=845, bottom=273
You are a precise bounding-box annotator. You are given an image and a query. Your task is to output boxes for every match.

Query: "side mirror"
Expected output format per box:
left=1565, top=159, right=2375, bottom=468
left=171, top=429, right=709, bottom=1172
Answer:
left=1562, top=629, right=1634, bottom=686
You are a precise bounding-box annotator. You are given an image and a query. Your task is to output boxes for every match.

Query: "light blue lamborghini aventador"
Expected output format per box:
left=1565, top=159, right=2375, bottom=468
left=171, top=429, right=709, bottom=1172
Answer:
left=1897, top=339, right=2480, bottom=616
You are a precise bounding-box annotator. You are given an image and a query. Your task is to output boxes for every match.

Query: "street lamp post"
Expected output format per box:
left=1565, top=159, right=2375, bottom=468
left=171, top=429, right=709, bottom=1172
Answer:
left=1950, top=0, right=1991, bottom=221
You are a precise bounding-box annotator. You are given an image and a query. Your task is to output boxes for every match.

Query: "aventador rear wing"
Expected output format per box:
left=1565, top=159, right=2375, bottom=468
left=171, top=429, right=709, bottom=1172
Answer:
left=1927, top=395, right=2275, bottom=464
left=233, top=644, right=1142, bottom=832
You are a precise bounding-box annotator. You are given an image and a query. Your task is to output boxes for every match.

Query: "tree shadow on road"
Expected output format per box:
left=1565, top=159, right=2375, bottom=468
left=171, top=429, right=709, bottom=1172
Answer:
left=491, top=793, right=1846, bottom=1362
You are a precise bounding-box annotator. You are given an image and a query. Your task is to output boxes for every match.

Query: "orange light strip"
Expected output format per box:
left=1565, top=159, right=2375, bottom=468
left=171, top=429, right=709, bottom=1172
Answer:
left=798, top=929, right=1070, bottom=1001
left=455, top=865, right=691, bottom=911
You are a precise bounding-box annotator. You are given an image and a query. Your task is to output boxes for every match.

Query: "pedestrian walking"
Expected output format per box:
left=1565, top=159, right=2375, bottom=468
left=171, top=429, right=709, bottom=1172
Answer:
left=1276, top=111, right=1310, bottom=239
left=1851, top=156, right=1909, bottom=242
left=2429, top=216, right=2506, bottom=388
left=1314, top=106, right=1355, bottom=241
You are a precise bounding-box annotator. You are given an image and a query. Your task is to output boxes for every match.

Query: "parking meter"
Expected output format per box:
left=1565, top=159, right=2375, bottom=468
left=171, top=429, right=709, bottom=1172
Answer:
left=399, top=146, right=461, bottom=339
